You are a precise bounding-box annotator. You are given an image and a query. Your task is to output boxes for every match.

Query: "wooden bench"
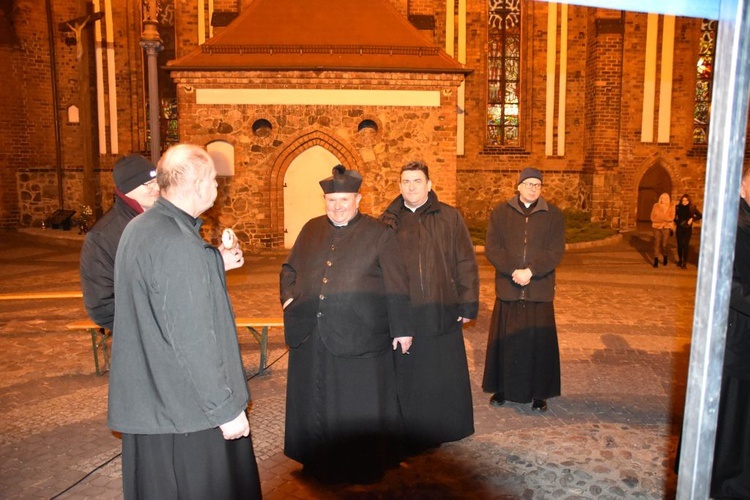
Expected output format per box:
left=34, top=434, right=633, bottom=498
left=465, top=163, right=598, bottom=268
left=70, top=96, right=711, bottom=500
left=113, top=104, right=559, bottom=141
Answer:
left=0, top=291, right=82, bottom=300
left=235, top=317, right=285, bottom=376
left=66, top=317, right=285, bottom=377
left=65, top=319, right=111, bottom=376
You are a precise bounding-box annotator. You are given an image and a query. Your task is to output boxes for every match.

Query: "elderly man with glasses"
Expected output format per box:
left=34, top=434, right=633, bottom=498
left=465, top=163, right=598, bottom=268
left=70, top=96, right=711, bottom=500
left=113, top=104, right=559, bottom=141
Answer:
left=482, top=167, right=565, bottom=413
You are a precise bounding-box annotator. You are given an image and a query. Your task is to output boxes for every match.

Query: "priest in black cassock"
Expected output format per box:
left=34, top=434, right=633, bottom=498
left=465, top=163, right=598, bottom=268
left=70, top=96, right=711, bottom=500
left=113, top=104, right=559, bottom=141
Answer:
left=380, top=161, right=478, bottom=453
left=482, top=167, right=565, bottom=413
left=280, top=165, right=413, bottom=484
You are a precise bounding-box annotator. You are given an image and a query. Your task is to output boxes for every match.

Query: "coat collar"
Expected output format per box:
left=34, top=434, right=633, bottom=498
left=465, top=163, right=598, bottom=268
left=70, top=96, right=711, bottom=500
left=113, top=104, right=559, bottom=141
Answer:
left=507, top=194, right=549, bottom=216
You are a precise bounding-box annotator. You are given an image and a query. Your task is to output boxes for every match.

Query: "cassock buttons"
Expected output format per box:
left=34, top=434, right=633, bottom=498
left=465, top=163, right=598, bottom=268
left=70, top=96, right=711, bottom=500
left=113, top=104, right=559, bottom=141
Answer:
left=322, top=278, right=328, bottom=284
left=319, top=294, right=325, bottom=300
left=331, top=245, right=336, bottom=251
left=326, top=261, right=332, bottom=267
left=317, top=312, right=323, bottom=318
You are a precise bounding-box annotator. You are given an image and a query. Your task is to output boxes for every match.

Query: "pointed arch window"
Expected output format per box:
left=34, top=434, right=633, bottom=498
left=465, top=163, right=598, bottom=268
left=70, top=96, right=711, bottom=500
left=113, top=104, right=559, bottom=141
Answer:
left=487, top=0, right=521, bottom=147
left=693, top=19, right=716, bottom=145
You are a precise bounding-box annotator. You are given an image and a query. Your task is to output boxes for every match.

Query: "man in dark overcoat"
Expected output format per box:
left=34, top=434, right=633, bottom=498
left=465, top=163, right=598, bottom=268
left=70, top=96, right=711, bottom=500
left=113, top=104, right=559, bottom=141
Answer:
left=380, top=160, right=478, bottom=452
left=280, top=165, right=413, bottom=483
left=482, top=167, right=565, bottom=412
left=710, top=165, right=750, bottom=498
left=79, top=154, right=159, bottom=330
left=109, top=144, right=259, bottom=499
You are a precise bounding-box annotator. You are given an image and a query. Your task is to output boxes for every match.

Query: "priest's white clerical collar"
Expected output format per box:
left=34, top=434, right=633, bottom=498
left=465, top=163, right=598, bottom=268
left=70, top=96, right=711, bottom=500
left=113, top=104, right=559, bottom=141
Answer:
left=404, top=198, right=428, bottom=212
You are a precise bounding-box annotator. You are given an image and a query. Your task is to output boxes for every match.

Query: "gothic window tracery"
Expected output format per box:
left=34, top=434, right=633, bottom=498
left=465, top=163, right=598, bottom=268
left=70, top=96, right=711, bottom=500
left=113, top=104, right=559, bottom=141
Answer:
left=693, top=18, right=716, bottom=145
left=487, top=0, right=521, bottom=146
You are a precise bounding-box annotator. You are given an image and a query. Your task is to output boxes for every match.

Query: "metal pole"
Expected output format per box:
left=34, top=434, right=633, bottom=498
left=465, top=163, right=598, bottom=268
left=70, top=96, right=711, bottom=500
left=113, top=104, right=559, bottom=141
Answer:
left=676, top=0, right=750, bottom=497
left=140, top=18, right=163, bottom=165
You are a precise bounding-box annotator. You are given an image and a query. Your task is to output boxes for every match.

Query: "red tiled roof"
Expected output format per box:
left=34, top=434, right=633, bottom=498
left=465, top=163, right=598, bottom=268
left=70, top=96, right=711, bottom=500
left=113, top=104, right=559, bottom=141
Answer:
left=167, top=0, right=466, bottom=73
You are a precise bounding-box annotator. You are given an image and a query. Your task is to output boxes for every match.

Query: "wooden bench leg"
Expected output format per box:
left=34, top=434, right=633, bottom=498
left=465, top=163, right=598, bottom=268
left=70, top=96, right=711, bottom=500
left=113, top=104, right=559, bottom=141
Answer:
left=89, top=327, right=111, bottom=376
left=244, top=326, right=269, bottom=376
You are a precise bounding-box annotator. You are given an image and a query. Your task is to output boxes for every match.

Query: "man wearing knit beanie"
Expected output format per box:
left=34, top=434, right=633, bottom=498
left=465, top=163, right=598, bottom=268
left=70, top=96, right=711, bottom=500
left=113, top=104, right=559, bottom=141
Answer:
left=483, top=166, right=565, bottom=413
left=79, top=154, right=159, bottom=331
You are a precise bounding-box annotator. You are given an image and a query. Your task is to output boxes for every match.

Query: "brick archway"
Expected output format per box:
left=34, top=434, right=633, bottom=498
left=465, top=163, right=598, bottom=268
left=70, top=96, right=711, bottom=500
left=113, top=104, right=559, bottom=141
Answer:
left=269, top=130, right=362, bottom=248
left=634, top=158, right=677, bottom=225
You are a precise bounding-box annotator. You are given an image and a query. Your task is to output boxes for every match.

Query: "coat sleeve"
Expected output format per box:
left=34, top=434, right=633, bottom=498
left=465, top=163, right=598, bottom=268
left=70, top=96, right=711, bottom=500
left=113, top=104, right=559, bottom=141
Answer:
left=79, top=232, right=115, bottom=330
left=453, top=211, right=480, bottom=319
left=155, top=242, right=244, bottom=427
left=377, top=228, right=413, bottom=338
left=528, top=208, right=566, bottom=278
left=485, top=206, right=516, bottom=277
left=730, top=277, right=750, bottom=318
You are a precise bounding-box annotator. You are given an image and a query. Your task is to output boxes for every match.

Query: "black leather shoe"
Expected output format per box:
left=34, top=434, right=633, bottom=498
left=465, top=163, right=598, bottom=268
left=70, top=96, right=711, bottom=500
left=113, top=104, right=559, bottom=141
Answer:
left=489, top=393, right=505, bottom=407
left=663, top=256, right=668, bottom=266
left=531, top=399, right=548, bottom=412
left=653, top=258, right=659, bottom=268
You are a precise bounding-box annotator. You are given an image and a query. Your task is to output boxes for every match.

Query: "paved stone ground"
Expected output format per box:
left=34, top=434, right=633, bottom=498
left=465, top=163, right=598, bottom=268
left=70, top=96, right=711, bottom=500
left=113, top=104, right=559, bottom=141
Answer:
left=0, top=229, right=697, bottom=499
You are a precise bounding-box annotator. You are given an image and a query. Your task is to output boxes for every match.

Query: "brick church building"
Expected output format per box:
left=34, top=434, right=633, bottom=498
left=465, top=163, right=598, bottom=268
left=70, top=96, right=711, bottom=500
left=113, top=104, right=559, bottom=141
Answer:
left=1, top=0, right=746, bottom=249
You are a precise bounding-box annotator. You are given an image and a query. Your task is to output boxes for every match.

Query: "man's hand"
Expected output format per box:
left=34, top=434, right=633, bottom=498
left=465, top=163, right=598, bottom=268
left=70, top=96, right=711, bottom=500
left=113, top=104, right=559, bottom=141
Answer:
left=219, top=244, right=244, bottom=271
left=512, top=268, right=532, bottom=287
left=219, top=411, right=250, bottom=440
left=392, top=336, right=413, bottom=354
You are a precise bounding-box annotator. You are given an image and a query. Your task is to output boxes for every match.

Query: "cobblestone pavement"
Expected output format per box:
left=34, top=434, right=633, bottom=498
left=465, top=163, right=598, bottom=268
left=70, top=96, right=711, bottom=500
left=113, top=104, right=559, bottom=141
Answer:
left=0, top=229, right=696, bottom=499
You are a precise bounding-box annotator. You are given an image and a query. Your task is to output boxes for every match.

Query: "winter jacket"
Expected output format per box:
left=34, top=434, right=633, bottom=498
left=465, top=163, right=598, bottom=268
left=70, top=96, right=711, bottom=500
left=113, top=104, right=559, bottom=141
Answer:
left=674, top=203, right=702, bottom=228
left=108, top=198, right=248, bottom=434
left=79, top=196, right=139, bottom=330
left=380, top=191, right=479, bottom=336
left=486, top=195, right=565, bottom=302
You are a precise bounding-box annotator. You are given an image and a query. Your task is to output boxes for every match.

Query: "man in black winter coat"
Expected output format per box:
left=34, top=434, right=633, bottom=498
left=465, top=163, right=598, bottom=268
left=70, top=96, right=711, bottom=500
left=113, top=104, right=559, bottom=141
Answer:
left=380, top=161, right=478, bottom=453
left=482, top=167, right=565, bottom=413
left=79, top=154, right=159, bottom=330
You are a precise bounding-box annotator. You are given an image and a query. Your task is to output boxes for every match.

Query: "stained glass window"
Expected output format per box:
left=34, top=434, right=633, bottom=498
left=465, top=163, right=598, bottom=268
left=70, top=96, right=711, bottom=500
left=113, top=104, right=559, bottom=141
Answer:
left=693, top=19, right=716, bottom=145
left=487, top=0, right=521, bottom=146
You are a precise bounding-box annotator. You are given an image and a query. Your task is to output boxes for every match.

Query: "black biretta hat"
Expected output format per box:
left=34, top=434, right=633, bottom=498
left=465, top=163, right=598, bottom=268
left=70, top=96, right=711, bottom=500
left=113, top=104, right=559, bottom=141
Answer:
left=319, top=165, right=363, bottom=194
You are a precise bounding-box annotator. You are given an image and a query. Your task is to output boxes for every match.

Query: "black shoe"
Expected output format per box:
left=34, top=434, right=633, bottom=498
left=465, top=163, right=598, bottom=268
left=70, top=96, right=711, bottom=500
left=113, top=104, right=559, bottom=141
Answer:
left=653, top=258, right=659, bottom=268
left=663, top=256, right=668, bottom=266
left=489, top=393, right=505, bottom=407
left=677, top=260, right=683, bottom=267
left=531, top=399, right=548, bottom=412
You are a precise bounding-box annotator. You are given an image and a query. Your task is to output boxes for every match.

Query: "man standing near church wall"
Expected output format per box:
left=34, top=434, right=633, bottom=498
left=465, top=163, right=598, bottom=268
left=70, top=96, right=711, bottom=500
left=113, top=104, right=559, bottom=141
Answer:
left=483, top=167, right=565, bottom=413
left=380, top=160, right=478, bottom=453
left=280, top=165, right=413, bottom=483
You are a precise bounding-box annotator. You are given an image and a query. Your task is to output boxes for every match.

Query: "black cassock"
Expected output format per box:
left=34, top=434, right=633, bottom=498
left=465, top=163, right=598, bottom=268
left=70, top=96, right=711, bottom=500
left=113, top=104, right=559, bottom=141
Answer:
left=280, top=213, right=411, bottom=483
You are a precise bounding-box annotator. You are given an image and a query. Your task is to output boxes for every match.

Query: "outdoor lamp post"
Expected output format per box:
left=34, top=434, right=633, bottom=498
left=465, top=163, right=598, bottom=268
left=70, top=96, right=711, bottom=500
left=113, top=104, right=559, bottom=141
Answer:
left=140, top=7, right=163, bottom=165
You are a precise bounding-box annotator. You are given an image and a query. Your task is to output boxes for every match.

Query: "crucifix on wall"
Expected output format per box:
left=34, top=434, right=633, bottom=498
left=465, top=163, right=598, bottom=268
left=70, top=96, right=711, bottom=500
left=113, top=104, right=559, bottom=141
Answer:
left=59, top=10, right=104, bottom=213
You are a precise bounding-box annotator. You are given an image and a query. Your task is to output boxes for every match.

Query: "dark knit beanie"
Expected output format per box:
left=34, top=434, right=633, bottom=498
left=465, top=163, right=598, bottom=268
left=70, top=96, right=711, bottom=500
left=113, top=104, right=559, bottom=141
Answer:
left=113, top=155, right=157, bottom=194
left=518, top=167, right=543, bottom=185
left=319, top=165, right=363, bottom=194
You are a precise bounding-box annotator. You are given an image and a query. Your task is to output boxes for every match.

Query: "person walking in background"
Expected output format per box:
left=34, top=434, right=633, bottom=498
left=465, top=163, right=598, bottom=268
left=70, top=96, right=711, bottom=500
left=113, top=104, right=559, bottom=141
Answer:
left=380, top=161, right=478, bottom=454
left=674, top=193, right=702, bottom=269
left=280, top=165, right=412, bottom=483
left=650, top=192, right=675, bottom=268
left=79, top=155, right=159, bottom=330
left=482, top=167, right=565, bottom=413
left=108, top=144, right=260, bottom=499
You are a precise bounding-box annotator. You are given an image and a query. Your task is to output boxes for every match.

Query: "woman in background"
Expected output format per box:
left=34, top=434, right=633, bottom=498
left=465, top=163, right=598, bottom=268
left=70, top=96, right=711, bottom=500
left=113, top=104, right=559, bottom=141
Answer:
left=650, top=193, right=675, bottom=268
left=674, top=194, right=702, bottom=269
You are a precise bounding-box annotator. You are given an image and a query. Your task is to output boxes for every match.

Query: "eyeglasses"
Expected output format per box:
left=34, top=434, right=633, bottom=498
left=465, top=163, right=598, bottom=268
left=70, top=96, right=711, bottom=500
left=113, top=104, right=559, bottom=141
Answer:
left=520, top=181, right=543, bottom=190
left=142, top=179, right=159, bottom=190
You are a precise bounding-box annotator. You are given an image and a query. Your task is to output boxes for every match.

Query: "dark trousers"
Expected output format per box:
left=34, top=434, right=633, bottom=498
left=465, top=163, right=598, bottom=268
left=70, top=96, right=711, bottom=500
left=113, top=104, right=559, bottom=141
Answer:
left=676, top=226, right=693, bottom=264
left=122, top=427, right=261, bottom=500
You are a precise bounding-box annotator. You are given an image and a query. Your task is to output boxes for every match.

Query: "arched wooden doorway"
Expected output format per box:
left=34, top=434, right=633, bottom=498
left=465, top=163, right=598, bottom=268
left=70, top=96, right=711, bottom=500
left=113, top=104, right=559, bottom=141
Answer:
left=283, top=145, right=342, bottom=248
left=637, top=164, right=672, bottom=225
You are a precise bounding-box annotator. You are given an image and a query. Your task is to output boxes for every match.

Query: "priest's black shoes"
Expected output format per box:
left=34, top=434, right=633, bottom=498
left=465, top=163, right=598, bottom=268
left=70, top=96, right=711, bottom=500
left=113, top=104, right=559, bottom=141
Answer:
left=531, top=399, right=548, bottom=412
left=489, top=393, right=505, bottom=407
